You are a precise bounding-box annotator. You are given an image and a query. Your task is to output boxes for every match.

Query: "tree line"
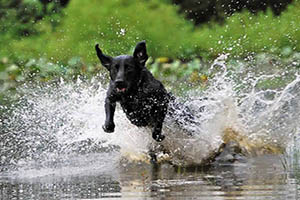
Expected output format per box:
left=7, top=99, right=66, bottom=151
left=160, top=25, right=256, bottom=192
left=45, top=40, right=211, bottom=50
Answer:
left=172, top=0, right=293, bottom=25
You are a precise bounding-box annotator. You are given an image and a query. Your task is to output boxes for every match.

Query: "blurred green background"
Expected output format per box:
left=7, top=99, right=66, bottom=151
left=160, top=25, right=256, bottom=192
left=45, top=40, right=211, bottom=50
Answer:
left=0, top=0, right=300, bottom=95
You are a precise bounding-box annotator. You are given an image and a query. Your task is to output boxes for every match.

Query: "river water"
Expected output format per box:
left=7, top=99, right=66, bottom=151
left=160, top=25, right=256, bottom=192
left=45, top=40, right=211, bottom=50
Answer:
left=1, top=155, right=299, bottom=199
left=1, top=54, right=300, bottom=199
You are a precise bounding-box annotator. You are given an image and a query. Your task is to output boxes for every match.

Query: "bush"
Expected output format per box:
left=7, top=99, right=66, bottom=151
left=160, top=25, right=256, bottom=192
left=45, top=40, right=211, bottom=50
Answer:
left=0, top=0, right=42, bottom=37
left=0, top=0, right=67, bottom=37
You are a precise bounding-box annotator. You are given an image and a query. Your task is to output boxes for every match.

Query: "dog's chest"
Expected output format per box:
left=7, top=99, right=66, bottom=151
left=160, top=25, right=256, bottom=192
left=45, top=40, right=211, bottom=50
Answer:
left=119, top=92, right=156, bottom=126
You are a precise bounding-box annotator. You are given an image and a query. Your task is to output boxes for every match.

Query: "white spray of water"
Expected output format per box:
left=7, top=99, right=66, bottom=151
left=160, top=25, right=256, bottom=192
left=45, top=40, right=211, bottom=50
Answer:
left=1, top=55, right=300, bottom=177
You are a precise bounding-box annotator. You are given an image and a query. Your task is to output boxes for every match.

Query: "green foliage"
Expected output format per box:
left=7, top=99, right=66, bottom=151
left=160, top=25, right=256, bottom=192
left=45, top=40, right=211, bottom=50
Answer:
left=0, top=56, right=102, bottom=96
left=1, top=51, right=300, bottom=101
left=1, top=0, right=197, bottom=64
left=0, top=0, right=300, bottom=66
left=0, top=0, right=61, bottom=36
left=196, top=2, right=300, bottom=59
left=150, top=57, right=208, bottom=84
left=43, top=0, right=197, bottom=62
left=0, top=1, right=38, bottom=36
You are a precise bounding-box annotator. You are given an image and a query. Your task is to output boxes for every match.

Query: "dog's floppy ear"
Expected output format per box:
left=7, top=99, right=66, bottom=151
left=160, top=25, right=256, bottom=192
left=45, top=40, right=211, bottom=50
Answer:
left=133, top=41, right=148, bottom=65
left=95, top=44, right=112, bottom=69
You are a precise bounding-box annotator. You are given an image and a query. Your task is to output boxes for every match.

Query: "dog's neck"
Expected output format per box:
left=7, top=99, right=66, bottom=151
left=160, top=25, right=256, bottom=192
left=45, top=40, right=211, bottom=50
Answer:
left=136, top=67, right=148, bottom=90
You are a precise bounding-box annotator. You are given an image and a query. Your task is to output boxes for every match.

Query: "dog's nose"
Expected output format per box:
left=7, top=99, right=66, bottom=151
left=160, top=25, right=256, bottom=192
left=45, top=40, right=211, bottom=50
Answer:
left=115, top=79, right=126, bottom=88
left=115, top=79, right=124, bottom=85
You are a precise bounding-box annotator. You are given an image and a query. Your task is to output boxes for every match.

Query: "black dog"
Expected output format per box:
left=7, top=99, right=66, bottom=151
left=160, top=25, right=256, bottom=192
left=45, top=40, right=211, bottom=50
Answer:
left=95, top=41, right=169, bottom=142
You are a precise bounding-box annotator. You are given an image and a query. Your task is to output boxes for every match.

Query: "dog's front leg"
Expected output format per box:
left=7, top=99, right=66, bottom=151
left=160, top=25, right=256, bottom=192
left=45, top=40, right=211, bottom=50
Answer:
left=103, top=97, right=116, bottom=133
left=152, top=121, right=165, bottom=142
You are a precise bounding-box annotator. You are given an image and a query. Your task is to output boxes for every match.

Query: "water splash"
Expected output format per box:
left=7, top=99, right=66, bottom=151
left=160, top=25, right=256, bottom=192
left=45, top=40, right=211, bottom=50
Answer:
left=1, top=55, right=300, bottom=177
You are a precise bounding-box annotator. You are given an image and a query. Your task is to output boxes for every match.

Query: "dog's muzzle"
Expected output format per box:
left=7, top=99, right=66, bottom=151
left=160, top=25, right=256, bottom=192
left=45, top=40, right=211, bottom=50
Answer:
left=115, top=80, right=127, bottom=93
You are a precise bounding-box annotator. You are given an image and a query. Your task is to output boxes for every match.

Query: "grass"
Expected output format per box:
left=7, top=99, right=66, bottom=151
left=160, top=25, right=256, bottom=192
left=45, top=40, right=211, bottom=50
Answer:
left=197, top=4, right=300, bottom=59
left=1, top=0, right=300, bottom=65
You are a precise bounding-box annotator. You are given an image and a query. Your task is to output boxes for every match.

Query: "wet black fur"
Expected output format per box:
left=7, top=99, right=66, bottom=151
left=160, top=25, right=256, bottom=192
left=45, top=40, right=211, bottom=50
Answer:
left=95, top=41, right=169, bottom=142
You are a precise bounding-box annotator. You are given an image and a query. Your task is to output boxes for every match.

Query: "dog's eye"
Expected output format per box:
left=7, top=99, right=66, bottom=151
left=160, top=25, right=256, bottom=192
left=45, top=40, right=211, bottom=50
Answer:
left=126, top=67, right=135, bottom=73
left=127, top=67, right=134, bottom=71
left=124, top=65, right=132, bottom=71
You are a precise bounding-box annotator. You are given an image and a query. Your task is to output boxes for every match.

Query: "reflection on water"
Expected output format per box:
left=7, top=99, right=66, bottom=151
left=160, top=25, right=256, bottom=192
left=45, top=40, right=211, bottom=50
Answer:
left=1, top=155, right=299, bottom=200
left=0, top=176, right=121, bottom=199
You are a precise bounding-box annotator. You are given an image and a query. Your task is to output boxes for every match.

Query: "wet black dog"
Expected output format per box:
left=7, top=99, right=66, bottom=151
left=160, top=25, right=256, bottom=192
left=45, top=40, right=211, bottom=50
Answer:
left=95, top=41, right=169, bottom=142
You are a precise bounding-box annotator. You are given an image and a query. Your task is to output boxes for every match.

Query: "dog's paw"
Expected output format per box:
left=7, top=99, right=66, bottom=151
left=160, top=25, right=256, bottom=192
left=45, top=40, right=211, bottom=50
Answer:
left=148, top=151, right=157, bottom=163
left=152, top=133, right=165, bottom=142
left=102, top=124, right=115, bottom=133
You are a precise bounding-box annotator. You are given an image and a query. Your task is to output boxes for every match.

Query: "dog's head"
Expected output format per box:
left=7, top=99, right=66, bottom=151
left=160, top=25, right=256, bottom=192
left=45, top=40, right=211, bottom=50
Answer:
left=95, top=41, right=148, bottom=94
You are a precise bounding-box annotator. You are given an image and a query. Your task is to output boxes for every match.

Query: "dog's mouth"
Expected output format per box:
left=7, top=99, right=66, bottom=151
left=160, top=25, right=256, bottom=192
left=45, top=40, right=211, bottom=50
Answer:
left=116, top=87, right=126, bottom=93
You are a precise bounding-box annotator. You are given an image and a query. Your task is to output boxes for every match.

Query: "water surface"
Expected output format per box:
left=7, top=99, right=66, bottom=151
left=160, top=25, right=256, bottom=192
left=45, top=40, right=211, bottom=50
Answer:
left=1, top=55, right=300, bottom=199
left=1, top=155, right=299, bottom=199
